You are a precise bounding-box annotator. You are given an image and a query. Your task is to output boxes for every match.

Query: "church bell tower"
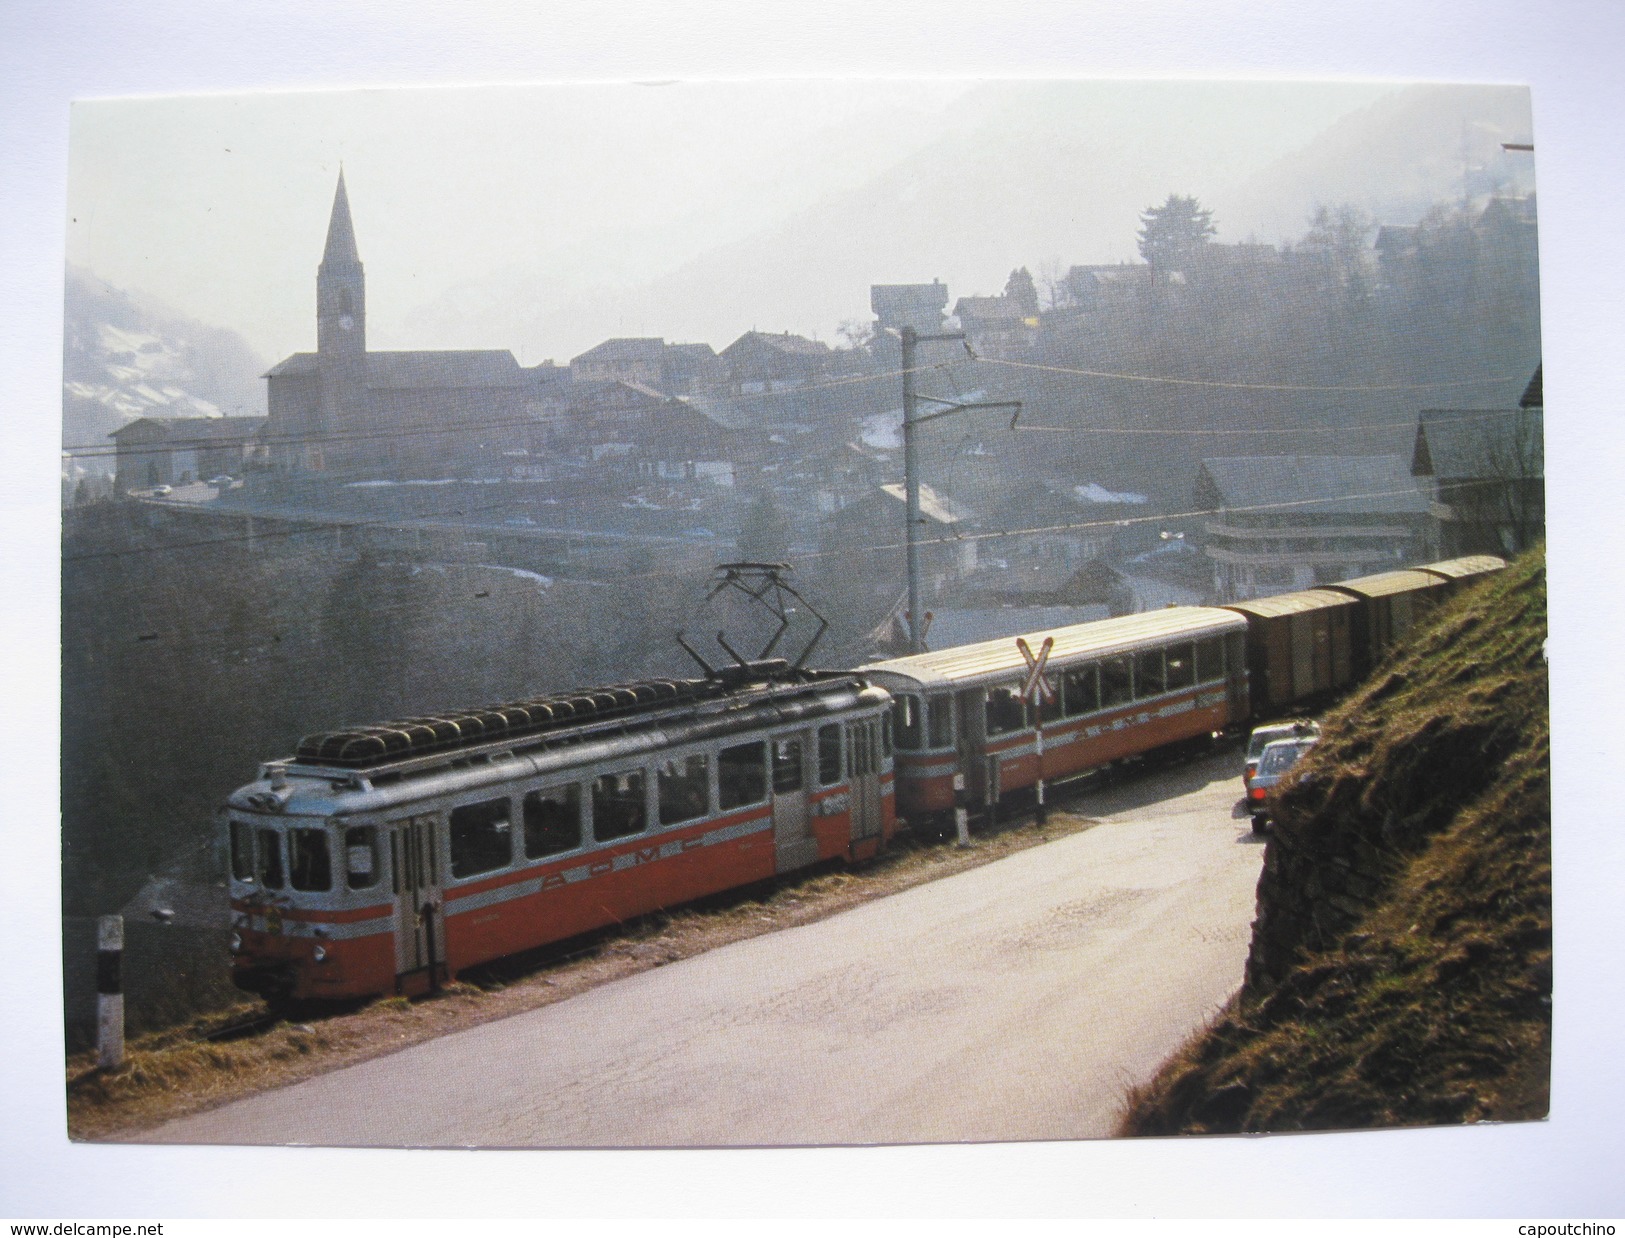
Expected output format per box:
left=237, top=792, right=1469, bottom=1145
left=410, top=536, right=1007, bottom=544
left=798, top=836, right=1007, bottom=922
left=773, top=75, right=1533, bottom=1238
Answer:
left=316, top=169, right=366, bottom=358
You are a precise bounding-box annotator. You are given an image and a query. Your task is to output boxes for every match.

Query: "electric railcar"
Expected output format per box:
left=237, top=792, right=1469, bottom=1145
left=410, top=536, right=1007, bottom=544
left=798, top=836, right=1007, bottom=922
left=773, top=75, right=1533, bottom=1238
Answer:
left=225, top=666, right=894, bottom=1001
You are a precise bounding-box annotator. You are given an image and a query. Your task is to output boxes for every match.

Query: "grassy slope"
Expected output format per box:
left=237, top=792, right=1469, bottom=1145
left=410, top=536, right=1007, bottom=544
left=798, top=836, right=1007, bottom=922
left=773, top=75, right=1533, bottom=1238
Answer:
left=1120, top=548, right=1550, bottom=1134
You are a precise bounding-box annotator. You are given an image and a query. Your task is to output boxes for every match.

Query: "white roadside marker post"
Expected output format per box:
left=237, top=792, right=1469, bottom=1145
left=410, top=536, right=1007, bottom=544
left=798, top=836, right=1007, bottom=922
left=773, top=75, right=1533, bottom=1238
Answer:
left=97, top=914, right=125, bottom=1071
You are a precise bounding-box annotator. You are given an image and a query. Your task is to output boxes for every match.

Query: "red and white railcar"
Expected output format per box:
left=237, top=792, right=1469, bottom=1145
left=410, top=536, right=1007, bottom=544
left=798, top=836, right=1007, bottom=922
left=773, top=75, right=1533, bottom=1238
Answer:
left=224, top=669, right=894, bottom=1001
left=859, top=607, right=1250, bottom=822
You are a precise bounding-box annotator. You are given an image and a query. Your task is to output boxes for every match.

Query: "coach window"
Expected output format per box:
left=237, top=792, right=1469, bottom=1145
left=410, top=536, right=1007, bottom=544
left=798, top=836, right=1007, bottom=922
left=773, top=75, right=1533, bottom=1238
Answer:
left=1136, top=648, right=1167, bottom=697
left=593, top=771, right=647, bottom=842
left=772, top=738, right=804, bottom=794
left=524, top=784, right=583, bottom=858
left=1063, top=664, right=1099, bottom=717
left=1195, top=636, right=1225, bottom=682
left=1100, top=656, right=1133, bottom=707
left=230, top=821, right=255, bottom=883
left=893, top=694, right=923, bottom=750
left=985, top=684, right=1027, bottom=736
left=1165, top=642, right=1195, bottom=691
left=817, top=724, right=843, bottom=785
left=719, top=741, right=768, bottom=810
left=450, top=798, right=514, bottom=878
left=257, top=828, right=285, bottom=890
left=658, top=755, right=710, bottom=826
left=927, top=694, right=954, bottom=748
left=344, top=826, right=378, bottom=889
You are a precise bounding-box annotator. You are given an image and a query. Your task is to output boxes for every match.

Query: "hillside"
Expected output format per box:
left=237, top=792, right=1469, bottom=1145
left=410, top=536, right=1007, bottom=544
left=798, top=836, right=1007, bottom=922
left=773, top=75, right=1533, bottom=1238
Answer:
left=1120, top=548, right=1550, bottom=1133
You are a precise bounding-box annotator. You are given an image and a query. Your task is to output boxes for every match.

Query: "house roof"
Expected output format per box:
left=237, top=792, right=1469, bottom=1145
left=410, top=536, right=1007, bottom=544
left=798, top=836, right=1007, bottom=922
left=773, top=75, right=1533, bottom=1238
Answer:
left=953, top=295, right=1027, bottom=323
left=870, top=282, right=949, bottom=318
left=570, top=337, right=667, bottom=365
left=1411, top=409, right=1544, bottom=480
left=721, top=330, right=831, bottom=361
left=264, top=350, right=527, bottom=388
left=110, top=415, right=267, bottom=442
left=1198, top=455, right=1429, bottom=515
left=878, top=482, right=972, bottom=525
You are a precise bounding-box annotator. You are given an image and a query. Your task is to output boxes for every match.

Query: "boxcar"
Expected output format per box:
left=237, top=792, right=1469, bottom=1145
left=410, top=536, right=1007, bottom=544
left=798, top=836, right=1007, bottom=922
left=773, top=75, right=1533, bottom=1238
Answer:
left=1415, top=555, right=1508, bottom=599
left=1317, top=568, right=1451, bottom=679
left=860, top=607, right=1249, bottom=821
left=1222, top=589, right=1358, bottom=715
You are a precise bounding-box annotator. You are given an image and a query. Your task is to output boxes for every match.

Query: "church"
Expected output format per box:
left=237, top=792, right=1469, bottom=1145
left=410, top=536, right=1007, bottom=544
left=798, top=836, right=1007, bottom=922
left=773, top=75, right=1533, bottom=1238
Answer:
left=263, top=172, right=538, bottom=480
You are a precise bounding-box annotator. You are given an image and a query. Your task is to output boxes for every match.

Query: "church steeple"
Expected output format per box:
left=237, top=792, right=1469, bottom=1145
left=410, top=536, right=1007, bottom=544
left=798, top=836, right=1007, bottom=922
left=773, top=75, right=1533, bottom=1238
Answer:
left=317, top=169, right=365, bottom=357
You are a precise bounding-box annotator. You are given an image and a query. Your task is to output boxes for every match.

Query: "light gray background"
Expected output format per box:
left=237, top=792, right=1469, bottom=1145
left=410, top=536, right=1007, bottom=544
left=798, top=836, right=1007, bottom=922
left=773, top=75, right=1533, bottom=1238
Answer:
left=3, top=0, right=1619, bottom=1220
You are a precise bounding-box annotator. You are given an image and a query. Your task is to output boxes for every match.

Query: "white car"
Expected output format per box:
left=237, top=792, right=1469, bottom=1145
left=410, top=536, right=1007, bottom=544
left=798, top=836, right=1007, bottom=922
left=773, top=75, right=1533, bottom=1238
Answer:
left=1243, top=719, right=1320, bottom=795
left=152, top=484, right=173, bottom=496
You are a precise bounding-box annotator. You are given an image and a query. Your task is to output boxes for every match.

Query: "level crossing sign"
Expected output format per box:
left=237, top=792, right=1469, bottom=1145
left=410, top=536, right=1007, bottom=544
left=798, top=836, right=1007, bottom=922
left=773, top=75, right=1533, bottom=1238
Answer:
left=1016, top=636, right=1056, bottom=706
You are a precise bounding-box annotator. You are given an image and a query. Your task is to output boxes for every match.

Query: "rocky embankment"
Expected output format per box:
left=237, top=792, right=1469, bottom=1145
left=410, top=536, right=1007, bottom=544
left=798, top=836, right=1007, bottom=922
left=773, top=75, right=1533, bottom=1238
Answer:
left=1121, top=548, right=1550, bottom=1134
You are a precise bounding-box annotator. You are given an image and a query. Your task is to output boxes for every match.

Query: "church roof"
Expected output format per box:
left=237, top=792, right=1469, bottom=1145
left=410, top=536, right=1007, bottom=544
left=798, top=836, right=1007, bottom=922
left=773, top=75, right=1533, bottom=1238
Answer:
left=320, top=170, right=361, bottom=271
left=264, top=350, right=527, bottom=388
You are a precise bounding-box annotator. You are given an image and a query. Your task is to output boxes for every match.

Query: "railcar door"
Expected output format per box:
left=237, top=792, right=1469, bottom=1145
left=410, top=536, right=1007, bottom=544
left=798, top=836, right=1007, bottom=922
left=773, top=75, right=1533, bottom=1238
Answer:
left=388, top=812, right=444, bottom=990
left=771, top=732, right=819, bottom=872
left=847, top=718, right=882, bottom=841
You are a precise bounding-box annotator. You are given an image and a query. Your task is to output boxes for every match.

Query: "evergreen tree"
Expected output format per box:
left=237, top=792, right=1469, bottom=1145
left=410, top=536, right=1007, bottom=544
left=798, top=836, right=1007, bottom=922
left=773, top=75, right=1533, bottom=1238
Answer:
left=1004, top=267, right=1040, bottom=317
left=1137, top=194, right=1217, bottom=279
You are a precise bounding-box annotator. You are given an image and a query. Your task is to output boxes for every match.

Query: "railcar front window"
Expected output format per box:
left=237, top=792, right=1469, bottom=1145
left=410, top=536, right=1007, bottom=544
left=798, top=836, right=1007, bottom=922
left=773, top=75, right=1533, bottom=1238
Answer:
left=593, top=771, right=647, bottom=841
left=719, top=741, right=767, bottom=810
left=893, top=695, right=923, bottom=750
left=345, top=826, right=378, bottom=889
left=818, top=724, right=842, bottom=785
left=257, top=828, right=284, bottom=890
left=1100, top=656, right=1133, bottom=707
left=985, top=686, right=1027, bottom=736
left=230, top=821, right=254, bottom=882
left=772, top=739, right=804, bottom=794
left=658, top=755, right=710, bottom=825
left=449, top=798, right=514, bottom=878
left=927, top=695, right=954, bottom=748
left=289, top=827, right=333, bottom=892
left=525, top=785, right=583, bottom=857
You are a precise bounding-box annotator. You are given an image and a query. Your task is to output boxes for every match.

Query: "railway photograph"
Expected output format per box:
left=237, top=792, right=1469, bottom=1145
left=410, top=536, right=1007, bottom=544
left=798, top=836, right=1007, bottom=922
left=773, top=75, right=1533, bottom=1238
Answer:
left=55, top=74, right=1550, bottom=1164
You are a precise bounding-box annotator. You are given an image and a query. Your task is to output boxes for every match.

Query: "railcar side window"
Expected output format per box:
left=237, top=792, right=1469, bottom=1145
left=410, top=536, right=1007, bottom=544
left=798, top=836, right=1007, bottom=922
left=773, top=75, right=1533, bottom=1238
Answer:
left=772, top=739, right=804, bottom=794
left=719, top=741, right=767, bottom=810
left=230, top=821, right=254, bottom=882
left=450, top=798, right=514, bottom=878
left=1136, top=649, right=1167, bottom=697
left=344, top=826, right=377, bottom=889
left=817, top=724, right=842, bottom=785
left=524, top=785, right=583, bottom=857
left=593, top=772, right=647, bottom=841
left=1195, top=636, right=1225, bottom=682
left=893, top=695, right=923, bottom=750
left=1038, top=678, right=1064, bottom=723
left=927, top=695, right=954, bottom=748
left=1063, top=665, right=1099, bottom=717
left=257, top=828, right=285, bottom=890
left=1100, top=656, right=1133, bottom=707
left=881, top=714, right=893, bottom=759
left=658, top=756, right=710, bottom=826
left=1165, top=642, right=1195, bottom=691
left=985, top=685, right=1027, bottom=736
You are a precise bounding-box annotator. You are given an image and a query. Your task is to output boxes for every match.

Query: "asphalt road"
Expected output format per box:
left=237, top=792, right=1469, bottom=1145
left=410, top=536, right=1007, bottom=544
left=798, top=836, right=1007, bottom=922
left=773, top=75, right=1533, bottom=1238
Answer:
left=139, top=750, right=1264, bottom=1148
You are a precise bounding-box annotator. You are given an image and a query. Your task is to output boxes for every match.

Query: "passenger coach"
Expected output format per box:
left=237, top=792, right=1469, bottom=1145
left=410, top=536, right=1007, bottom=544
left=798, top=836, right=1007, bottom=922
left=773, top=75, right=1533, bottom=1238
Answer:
left=860, top=607, right=1250, bottom=822
left=224, top=668, right=895, bottom=1001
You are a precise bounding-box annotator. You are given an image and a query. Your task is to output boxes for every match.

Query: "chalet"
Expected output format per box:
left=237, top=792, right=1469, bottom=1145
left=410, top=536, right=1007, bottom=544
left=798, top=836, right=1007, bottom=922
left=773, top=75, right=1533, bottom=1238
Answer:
left=951, top=295, right=1036, bottom=359
left=1196, top=455, right=1433, bottom=601
left=1411, top=367, right=1544, bottom=556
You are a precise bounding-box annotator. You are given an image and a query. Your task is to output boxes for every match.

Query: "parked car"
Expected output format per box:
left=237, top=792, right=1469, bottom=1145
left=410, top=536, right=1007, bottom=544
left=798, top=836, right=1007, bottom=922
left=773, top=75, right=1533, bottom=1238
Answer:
left=207, top=475, right=234, bottom=487
left=152, top=484, right=172, bottom=496
left=1247, top=736, right=1319, bottom=832
left=1243, top=719, right=1320, bottom=794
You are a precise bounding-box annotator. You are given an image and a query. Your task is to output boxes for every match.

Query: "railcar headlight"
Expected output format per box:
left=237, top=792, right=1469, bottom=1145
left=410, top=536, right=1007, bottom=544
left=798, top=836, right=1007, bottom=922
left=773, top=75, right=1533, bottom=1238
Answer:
left=313, top=944, right=329, bottom=963
left=229, top=931, right=242, bottom=953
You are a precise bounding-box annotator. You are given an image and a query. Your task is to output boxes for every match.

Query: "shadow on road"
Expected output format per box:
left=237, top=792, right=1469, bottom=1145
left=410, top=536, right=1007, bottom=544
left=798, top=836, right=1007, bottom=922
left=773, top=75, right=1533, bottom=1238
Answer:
left=1053, top=742, right=1244, bottom=820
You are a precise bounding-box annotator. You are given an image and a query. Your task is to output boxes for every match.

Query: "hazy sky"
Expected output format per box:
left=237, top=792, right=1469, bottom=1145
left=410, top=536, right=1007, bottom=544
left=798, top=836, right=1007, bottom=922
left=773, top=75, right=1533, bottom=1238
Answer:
left=67, top=80, right=1402, bottom=365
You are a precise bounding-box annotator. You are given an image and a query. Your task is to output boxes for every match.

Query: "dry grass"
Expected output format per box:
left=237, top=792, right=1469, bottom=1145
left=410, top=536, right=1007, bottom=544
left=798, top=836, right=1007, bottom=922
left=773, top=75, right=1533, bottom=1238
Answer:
left=70, top=800, right=1106, bottom=1140
left=1119, top=548, right=1550, bottom=1135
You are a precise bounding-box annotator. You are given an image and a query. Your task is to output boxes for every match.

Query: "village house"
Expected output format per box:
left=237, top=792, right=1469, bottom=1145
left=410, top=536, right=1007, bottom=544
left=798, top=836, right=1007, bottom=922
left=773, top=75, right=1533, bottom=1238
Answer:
left=112, top=415, right=267, bottom=492
left=1195, top=455, right=1434, bottom=601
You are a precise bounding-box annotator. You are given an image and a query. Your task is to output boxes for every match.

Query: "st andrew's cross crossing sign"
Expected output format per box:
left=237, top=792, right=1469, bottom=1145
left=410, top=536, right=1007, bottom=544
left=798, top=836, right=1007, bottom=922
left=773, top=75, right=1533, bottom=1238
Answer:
left=1016, top=636, right=1056, bottom=706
